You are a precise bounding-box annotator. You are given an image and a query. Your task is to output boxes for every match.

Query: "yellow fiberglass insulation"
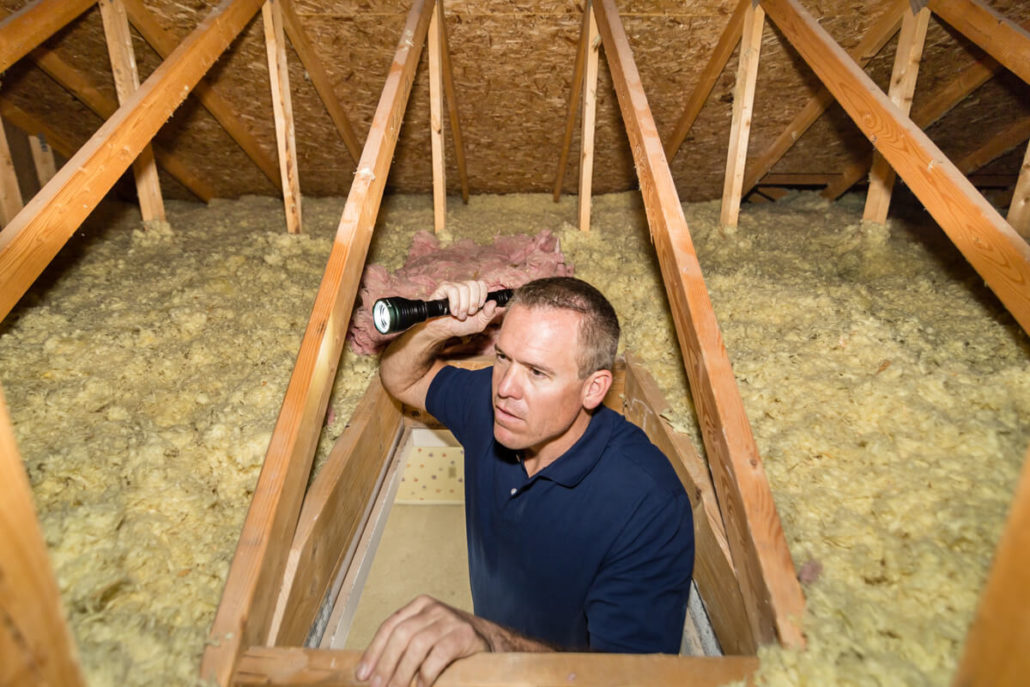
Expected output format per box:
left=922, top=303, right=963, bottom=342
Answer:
left=0, top=191, right=1026, bottom=685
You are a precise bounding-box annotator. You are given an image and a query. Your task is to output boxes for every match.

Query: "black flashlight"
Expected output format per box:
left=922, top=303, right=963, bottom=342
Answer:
left=372, top=288, right=514, bottom=335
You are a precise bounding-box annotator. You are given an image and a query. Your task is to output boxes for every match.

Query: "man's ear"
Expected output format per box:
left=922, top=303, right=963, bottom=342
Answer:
left=581, top=369, right=613, bottom=410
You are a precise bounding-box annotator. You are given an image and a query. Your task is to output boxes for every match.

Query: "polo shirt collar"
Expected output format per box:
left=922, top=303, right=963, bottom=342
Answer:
left=533, top=406, right=614, bottom=488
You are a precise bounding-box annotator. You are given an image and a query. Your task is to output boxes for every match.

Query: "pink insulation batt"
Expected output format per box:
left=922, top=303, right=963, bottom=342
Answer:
left=348, top=229, right=573, bottom=354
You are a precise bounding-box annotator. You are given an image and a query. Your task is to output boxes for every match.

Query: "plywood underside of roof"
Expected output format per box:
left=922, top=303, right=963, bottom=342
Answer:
left=0, top=0, right=1027, bottom=202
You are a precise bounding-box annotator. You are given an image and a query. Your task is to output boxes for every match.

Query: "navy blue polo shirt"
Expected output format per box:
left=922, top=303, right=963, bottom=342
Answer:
left=426, top=365, right=694, bottom=653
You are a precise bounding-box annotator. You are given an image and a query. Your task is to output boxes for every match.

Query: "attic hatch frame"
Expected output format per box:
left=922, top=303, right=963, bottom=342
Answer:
left=0, top=0, right=1025, bottom=684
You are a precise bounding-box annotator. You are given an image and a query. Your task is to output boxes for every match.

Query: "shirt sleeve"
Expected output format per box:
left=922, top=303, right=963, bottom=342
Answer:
left=425, top=365, right=492, bottom=447
left=584, top=491, right=695, bottom=653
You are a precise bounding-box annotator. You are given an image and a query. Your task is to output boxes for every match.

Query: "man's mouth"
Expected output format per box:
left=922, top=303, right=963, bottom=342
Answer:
left=494, top=403, right=522, bottom=424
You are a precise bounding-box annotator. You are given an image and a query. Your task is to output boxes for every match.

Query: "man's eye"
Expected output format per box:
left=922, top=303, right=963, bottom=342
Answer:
left=530, top=368, right=545, bottom=378
left=496, top=351, right=508, bottom=362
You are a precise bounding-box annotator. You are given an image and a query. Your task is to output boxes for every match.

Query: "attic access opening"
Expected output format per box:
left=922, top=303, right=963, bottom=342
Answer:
left=267, top=358, right=741, bottom=660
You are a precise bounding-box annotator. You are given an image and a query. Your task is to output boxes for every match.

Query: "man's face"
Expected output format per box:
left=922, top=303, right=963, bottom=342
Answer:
left=491, top=304, right=590, bottom=462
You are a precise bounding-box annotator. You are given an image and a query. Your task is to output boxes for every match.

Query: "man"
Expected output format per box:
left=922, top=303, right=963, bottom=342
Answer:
left=357, top=277, right=694, bottom=687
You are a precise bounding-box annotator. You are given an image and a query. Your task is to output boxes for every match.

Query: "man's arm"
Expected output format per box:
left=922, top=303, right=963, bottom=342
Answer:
left=355, top=595, right=552, bottom=687
left=379, top=280, right=499, bottom=411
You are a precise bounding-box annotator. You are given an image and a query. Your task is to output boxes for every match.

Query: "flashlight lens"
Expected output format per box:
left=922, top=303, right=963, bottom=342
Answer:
left=373, top=300, right=392, bottom=334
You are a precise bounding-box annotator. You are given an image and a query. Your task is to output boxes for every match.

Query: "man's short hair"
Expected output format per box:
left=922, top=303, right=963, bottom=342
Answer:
left=509, top=277, right=620, bottom=377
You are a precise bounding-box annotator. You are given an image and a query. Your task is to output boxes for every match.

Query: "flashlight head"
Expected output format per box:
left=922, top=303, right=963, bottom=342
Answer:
left=373, top=299, right=395, bottom=334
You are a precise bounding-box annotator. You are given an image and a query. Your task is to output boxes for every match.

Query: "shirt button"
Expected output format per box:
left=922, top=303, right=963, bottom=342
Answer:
left=510, top=487, right=517, bottom=496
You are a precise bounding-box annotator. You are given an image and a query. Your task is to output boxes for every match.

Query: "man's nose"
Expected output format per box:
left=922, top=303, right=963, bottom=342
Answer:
left=497, top=364, right=522, bottom=398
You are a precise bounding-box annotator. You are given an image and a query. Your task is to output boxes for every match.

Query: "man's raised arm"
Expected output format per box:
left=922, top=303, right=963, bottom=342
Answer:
left=379, top=280, right=500, bottom=412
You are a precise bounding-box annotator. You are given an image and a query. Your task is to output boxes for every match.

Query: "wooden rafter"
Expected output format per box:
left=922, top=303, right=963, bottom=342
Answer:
left=0, top=98, right=82, bottom=163
left=200, top=2, right=435, bottom=683
left=720, top=1, right=765, bottom=227
left=279, top=0, right=363, bottom=165
left=552, top=4, right=591, bottom=202
left=0, top=0, right=95, bottom=74
left=954, top=115, right=1030, bottom=177
left=0, top=0, right=264, bottom=323
left=862, top=5, right=931, bottom=223
left=0, top=384, right=86, bottom=687
left=0, top=4, right=217, bottom=203
left=952, top=447, right=1030, bottom=686
left=99, top=0, right=166, bottom=223
left=664, top=0, right=750, bottom=162
left=741, top=0, right=907, bottom=197
left=759, top=0, right=1030, bottom=332
left=263, top=0, right=303, bottom=234
left=594, top=0, right=805, bottom=648
left=121, top=0, right=279, bottom=190
left=928, top=0, right=1030, bottom=86
left=578, top=0, right=600, bottom=233
left=821, top=46, right=1005, bottom=200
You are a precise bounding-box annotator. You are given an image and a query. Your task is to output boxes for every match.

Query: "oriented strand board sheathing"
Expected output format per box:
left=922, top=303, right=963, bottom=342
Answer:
left=2, top=0, right=1025, bottom=202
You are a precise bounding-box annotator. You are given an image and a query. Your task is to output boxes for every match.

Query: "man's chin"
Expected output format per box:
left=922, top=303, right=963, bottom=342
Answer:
left=493, top=423, right=524, bottom=450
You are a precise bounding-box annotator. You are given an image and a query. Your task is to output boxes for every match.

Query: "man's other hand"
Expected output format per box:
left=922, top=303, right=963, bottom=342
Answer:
left=355, top=595, right=489, bottom=687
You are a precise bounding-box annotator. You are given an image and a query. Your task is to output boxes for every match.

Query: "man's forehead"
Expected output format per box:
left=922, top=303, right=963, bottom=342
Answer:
left=498, top=305, right=581, bottom=363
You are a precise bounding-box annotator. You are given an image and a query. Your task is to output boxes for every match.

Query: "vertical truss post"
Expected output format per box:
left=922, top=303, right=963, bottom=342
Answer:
left=28, top=135, right=57, bottom=188
left=263, top=0, right=302, bottom=234
left=99, top=0, right=166, bottom=224
left=862, top=4, right=930, bottom=223
left=720, top=1, right=764, bottom=227
left=1008, top=142, right=1030, bottom=238
left=578, top=0, right=600, bottom=233
left=552, top=4, right=591, bottom=202
left=0, top=117, right=22, bottom=226
left=429, top=0, right=447, bottom=232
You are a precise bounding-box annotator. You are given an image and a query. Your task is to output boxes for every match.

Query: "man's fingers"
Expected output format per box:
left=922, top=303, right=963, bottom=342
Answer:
left=357, top=596, right=431, bottom=680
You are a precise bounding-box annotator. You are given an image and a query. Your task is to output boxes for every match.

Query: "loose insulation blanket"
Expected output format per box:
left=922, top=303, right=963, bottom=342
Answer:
left=348, top=229, right=572, bottom=354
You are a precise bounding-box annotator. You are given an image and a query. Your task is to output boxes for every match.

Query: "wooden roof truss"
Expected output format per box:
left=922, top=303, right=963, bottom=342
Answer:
left=1, top=0, right=1028, bottom=684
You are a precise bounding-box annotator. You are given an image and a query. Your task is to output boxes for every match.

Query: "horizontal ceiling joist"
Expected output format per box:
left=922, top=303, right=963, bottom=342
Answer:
left=760, top=0, right=1030, bottom=335
left=0, top=0, right=265, bottom=323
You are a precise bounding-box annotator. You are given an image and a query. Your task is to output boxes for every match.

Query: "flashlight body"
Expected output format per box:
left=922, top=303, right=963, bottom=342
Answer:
left=373, top=288, right=513, bottom=334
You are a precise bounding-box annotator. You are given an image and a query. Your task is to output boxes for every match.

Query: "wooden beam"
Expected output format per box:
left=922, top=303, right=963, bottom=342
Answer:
left=0, top=99, right=81, bottom=162
left=664, top=0, right=750, bottom=162
left=0, top=0, right=95, bottom=74
left=821, top=47, right=1004, bottom=200
left=268, top=376, right=403, bottom=646
left=121, top=0, right=279, bottom=190
left=578, top=1, right=600, bottom=233
left=263, top=0, right=302, bottom=234
left=0, top=118, right=23, bottom=227
left=593, top=0, right=806, bottom=648
left=952, top=445, right=1030, bottom=687
left=200, top=2, right=435, bottom=683
left=0, top=0, right=263, bottom=323
left=28, top=135, right=58, bottom=187
left=1007, top=142, right=1030, bottom=238
left=760, top=0, right=1030, bottom=333
left=0, top=384, right=87, bottom=687
left=741, top=0, right=906, bottom=196
left=279, top=0, right=362, bottom=165
left=954, top=115, right=1030, bottom=177
left=928, top=0, right=1030, bottom=86
left=0, top=4, right=217, bottom=203
left=863, top=5, right=931, bottom=223
left=234, top=648, right=760, bottom=686
left=553, top=5, right=591, bottom=202
left=622, top=355, right=756, bottom=655
left=437, top=0, right=469, bottom=204
left=720, top=1, right=765, bottom=227
left=99, top=0, right=166, bottom=224
left=429, top=0, right=447, bottom=232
